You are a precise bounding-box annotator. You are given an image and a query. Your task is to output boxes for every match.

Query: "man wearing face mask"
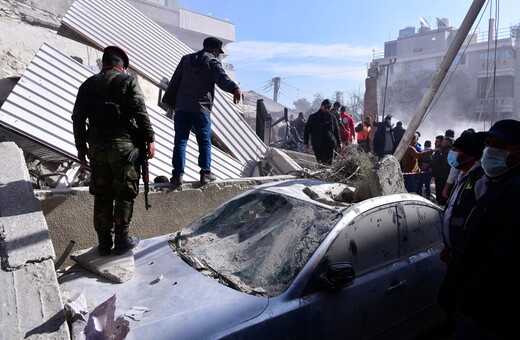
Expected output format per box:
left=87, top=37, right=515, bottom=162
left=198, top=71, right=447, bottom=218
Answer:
left=162, top=37, right=243, bottom=185
left=438, top=132, right=488, bottom=267
left=438, top=119, right=520, bottom=339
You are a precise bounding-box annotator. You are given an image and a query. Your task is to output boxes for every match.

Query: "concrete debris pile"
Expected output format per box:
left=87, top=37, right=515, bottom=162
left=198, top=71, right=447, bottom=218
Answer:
left=289, top=145, right=375, bottom=186
left=288, top=148, right=408, bottom=203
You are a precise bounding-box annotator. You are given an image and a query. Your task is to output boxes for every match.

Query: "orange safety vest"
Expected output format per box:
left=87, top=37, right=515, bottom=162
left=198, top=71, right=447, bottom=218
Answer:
left=357, top=125, right=371, bottom=141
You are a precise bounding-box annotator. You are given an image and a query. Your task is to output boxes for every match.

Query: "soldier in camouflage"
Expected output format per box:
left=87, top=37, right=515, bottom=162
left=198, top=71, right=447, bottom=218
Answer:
left=72, top=46, right=156, bottom=256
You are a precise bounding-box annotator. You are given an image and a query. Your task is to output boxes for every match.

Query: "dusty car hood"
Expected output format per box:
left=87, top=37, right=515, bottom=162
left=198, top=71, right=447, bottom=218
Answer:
left=59, top=234, right=269, bottom=340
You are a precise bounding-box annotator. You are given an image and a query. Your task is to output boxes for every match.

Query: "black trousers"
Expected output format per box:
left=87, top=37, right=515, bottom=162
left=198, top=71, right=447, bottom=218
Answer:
left=314, top=147, right=334, bottom=165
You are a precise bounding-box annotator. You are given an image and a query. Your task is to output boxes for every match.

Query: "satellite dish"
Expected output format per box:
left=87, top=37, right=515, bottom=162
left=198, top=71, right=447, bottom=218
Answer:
left=437, top=17, right=449, bottom=28
left=420, top=16, right=431, bottom=28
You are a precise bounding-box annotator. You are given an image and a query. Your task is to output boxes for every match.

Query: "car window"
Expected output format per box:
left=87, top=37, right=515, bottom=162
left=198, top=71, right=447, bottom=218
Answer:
left=175, top=191, right=342, bottom=296
left=402, top=204, right=442, bottom=254
left=324, top=206, right=399, bottom=274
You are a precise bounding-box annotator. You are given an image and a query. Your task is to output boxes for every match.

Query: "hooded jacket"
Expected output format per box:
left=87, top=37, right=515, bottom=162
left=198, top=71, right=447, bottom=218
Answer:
left=162, top=49, right=238, bottom=115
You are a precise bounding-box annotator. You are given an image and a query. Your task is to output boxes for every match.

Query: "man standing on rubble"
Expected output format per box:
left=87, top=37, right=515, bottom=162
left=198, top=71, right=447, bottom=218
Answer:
left=303, top=99, right=342, bottom=165
left=162, top=37, right=243, bottom=185
left=72, top=46, right=156, bottom=256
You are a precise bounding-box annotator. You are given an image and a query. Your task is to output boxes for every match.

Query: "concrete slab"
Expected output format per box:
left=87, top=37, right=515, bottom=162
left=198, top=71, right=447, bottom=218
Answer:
left=353, top=155, right=407, bottom=202
left=0, top=259, right=70, bottom=339
left=0, top=142, right=55, bottom=270
left=70, top=247, right=135, bottom=283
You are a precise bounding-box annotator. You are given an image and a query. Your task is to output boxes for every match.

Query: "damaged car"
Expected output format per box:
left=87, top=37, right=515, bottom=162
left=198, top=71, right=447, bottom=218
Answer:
left=59, top=179, right=446, bottom=339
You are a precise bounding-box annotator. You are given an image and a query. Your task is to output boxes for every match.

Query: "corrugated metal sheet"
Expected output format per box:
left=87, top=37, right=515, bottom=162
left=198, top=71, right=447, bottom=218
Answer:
left=0, top=43, right=245, bottom=182
left=179, top=9, right=235, bottom=42
left=61, top=0, right=268, bottom=173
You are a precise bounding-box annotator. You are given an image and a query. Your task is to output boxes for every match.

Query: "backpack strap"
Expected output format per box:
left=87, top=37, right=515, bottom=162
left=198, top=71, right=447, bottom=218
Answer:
left=108, top=73, right=130, bottom=98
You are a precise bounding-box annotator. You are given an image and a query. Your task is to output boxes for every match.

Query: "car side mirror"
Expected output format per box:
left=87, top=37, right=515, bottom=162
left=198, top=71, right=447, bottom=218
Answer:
left=320, top=263, right=355, bottom=291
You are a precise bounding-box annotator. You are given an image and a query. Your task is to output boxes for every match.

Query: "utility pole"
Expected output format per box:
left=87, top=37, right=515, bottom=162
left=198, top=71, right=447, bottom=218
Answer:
left=393, top=0, right=486, bottom=161
left=273, top=77, right=281, bottom=102
left=380, top=58, right=396, bottom=121
left=334, top=91, right=343, bottom=104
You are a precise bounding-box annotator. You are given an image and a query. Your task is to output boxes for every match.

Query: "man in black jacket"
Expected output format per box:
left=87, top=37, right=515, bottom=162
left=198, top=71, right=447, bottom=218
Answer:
left=438, top=119, right=520, bottom=338
left=162, top=37, right=243, bottom=185
left=303, top=99, right=341, bottom=165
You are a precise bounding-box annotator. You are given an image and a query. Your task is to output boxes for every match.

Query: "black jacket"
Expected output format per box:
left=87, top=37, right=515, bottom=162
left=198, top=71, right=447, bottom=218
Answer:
left=431, top=146, right=451, bottom=178
left=372, top=121, right=395, bottom=155
left=438, top=165, right=520, bottom=338
left=303, top=109, right=340, bottom=150
left=162, top=49, right=238, bottom=115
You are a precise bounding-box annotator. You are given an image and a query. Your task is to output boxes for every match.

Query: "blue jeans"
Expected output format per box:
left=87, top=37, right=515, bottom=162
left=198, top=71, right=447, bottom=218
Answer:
left=172, top=109, right=212, bottom=176
left=417, top=170, right=433, bottom=198
left=403, top=173, right=418, bottom=193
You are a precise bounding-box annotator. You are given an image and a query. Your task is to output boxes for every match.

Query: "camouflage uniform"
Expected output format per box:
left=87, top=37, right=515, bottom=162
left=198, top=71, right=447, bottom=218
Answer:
left=72, top=67, right=155, bottom=251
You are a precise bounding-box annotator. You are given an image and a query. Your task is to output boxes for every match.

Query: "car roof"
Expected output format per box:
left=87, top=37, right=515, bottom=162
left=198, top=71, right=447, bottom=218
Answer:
left=251, top=179, right=439, bottom=212
left=255, top=179, right=351, bottom=209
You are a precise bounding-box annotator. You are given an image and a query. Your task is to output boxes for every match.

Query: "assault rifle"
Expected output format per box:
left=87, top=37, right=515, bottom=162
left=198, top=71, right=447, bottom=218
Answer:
left=127, top=141, right=151, bottom=210
left=139, top=142, right=151, bottom=210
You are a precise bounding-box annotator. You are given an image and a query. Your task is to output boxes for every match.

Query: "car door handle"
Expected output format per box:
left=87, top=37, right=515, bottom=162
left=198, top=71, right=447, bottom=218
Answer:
left=386, top=279, right=408, bottom=294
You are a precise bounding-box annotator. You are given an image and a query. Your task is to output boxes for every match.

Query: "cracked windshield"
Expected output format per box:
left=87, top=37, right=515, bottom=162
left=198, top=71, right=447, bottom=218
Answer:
left=172, top=191, right=342, bottom=296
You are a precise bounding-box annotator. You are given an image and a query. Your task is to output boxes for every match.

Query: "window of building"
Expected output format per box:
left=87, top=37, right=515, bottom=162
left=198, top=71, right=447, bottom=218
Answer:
left=477, top=75, right=514, bottom=98
left=385, top=42, right=397, bottom=57
left=412, top=47, right=423, bottom=53
left=411, top=60, right=422, bottom=71
left=453, top=54, right=467, bottom=67
left=478, top=48, right=512, bottom=60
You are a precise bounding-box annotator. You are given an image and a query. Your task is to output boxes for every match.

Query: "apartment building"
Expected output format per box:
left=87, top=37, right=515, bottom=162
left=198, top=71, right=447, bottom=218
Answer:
left=373, top=17, right=520, bottom=125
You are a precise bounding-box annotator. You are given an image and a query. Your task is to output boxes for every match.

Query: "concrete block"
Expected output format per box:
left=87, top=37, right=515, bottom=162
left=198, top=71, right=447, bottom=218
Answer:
left=264, top=147, right=302, bottom=175
left=353, top=155, right=407, bottom=202
left=0, top=142, right=55, bottom=270
left=0, top=259, right=70, bottom=339
left=70, top=247, right=135, bottom=283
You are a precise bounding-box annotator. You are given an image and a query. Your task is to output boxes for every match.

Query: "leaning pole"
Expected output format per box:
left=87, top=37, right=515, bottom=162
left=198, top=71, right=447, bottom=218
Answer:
left=393, top=0, right=486, bottom=161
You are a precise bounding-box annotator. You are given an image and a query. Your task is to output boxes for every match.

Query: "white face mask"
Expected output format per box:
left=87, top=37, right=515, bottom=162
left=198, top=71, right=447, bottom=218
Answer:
left=481, top=147, right=511, bottom=178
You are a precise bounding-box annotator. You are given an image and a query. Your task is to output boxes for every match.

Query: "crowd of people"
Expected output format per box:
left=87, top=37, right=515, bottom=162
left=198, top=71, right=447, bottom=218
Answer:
left=72, top=38, right=519, bottom=339
left=300, top=106, right=520, bottom=338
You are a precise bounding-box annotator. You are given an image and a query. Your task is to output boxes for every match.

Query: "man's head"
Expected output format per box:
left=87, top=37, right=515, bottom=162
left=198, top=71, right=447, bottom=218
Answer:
left=435, top=135, right=444, bottom=147
left=396, top=121, right=403, bottom=127
left=424, top=140, right=432, bottom=148
left=298, top=112, right=304, bottom=118
left=441, top=136, right=454, bottom=147
left=449, top=132, right=485, bottom=172
left=340, top=106, right=347, bottom=112
left=333, top=101, right=341, bottom=109
left=410, top=133, right=419, bottom=145
left=445, top=129, right=455, bottom=138
left=320, top=99, right=332, bottom=112
left=102, top=46, right=129, bottom=69
left=203, top=37, right=224, bottom=56
left=478, top=119, right=520, bottom=178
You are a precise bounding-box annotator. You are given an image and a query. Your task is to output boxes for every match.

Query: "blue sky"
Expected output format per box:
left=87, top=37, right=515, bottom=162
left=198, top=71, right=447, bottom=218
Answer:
left=178, top=0, right=520, bottom=109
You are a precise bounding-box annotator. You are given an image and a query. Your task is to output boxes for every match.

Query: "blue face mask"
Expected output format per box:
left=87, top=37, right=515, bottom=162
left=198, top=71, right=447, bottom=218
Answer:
left=481, top=147, right=510, bottom=178
left=447, top=150, right=460, bottom=168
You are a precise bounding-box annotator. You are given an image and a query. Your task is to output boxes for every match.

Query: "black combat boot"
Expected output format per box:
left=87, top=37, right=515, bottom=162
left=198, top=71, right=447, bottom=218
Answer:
left=97, top=232, right=113, bottom=256
left=114, top=227, right=140, bottom=255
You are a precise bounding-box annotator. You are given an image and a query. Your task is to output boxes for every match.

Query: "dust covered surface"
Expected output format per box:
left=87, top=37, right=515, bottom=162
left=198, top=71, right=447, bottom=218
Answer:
left=170, top=191, right=342, bottom=296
